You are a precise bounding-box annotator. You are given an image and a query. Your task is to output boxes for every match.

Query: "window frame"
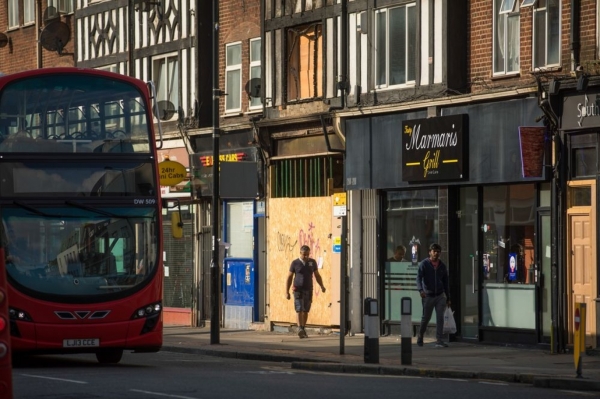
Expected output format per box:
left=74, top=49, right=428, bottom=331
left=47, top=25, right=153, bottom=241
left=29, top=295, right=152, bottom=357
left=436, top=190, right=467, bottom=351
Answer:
left=500, top=0, right=518, bottom=13
left=532, top=0, right=561, bottom=70
left=249, top=38, right=262, bottom=111
left=225, top=41, right=243, bottom=113
left=24, top=0, right=35, bottom=25
left=493, top=0, right=521, bottom=76
left=48, top=0, right=74, bottom=15
left=8, top=0, right=19, bottom=29
left=152, top=52, right=180, bottom=122
left=286, top=23, right=323, bottom=102
left=374, top=3, right=417, bottom=90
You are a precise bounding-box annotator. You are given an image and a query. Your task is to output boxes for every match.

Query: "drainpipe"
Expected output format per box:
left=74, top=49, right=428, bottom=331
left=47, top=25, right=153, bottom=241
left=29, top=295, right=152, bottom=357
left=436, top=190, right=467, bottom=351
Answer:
left=319, top=0, right=348, bottom=355
left=36, top=0, right=42, bottom=68
left=128, top=0, right=135, bottom=77
left=570, top=0, right=580, bottom=70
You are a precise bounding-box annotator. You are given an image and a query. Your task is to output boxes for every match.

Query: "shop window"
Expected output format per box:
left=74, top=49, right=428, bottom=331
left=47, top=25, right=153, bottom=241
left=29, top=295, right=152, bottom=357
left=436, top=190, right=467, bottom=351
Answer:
left=384, top=189, right=439, bottom=324
left=493, top=0, right=520, bottom=75
left=287, top=23, right=323, bottom=101
left=482, top=184, right=536, bottom=329
left=162, top=206, right=194, bottom=308
left=375, top=4, right=416, bottom=88
left=571, top=147, right=596, bottom=178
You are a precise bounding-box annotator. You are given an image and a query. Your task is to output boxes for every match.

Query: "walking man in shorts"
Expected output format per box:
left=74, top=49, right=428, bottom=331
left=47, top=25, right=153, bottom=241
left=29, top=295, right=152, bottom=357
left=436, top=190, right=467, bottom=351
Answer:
left=285, top=245, right=326, bottom=338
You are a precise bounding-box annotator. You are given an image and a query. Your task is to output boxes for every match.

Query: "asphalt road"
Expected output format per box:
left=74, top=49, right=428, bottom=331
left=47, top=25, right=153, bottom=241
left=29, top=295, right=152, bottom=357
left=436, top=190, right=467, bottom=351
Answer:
left=11, top=351, right=597, bottom=399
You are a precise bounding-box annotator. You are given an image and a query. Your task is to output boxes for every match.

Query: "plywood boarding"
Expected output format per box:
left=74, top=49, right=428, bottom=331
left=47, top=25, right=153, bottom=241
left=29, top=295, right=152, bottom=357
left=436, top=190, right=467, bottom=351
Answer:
left=268, top=197, right=335, bottom=326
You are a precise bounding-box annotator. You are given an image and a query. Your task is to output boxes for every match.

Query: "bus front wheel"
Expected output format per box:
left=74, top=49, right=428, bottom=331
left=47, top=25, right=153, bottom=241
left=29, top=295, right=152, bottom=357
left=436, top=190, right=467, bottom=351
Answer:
left=96, top=349, right=123, bottom=364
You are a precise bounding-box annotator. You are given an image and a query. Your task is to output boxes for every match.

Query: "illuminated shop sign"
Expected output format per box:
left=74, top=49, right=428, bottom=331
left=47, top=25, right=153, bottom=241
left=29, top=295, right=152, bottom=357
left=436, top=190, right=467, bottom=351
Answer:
left=401, top=114, right=468, bottom=182
left=190, top=148, right=261, bottom=198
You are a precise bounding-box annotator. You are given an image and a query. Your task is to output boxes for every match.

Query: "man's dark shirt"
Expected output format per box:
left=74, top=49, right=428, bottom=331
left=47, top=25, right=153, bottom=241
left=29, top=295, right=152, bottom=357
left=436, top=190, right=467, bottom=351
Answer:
left=289, top=257, right=317, bottom=291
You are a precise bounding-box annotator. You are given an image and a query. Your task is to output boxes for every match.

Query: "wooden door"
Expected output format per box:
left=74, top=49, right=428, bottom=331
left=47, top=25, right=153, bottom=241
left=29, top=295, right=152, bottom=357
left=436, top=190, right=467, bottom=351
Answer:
left=567, top=180, right=597, bottom=348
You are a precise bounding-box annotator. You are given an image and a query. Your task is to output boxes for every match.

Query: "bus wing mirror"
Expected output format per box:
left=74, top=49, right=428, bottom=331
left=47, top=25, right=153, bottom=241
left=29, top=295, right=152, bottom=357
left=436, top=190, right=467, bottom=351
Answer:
left=170, top=210, right=184, bottom=239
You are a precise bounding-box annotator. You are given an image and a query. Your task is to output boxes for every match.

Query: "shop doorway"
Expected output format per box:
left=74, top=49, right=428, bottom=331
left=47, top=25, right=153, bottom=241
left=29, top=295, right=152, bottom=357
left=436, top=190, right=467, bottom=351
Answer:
left=567, top=180, right=597, bottom=348
left=458, top=187, right=479, bottom=339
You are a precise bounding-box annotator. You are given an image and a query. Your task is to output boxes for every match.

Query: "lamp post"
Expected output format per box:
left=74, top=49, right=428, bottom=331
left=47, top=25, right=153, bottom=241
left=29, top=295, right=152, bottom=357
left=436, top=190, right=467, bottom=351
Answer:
left=210, top=0, right=221, bottom=345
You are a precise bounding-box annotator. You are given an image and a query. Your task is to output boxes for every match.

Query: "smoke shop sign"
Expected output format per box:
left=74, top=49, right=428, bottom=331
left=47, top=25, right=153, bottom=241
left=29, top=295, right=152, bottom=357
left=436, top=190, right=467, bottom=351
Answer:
left=402, top=114, right=468, bottom=182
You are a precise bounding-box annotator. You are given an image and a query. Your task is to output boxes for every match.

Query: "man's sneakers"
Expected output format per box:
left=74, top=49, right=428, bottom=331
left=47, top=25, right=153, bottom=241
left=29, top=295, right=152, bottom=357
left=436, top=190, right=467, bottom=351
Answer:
left=298, top=327, right=308, bottom=339
left=417, top=335, right=423, bottom=347
left=435, top=341, right=448, bottom=348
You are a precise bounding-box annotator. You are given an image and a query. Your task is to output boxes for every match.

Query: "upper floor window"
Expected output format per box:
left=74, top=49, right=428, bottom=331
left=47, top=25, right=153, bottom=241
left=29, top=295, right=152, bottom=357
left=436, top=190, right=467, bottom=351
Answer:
left=225, top=42, right=242, bottom=113
left=494, top=0, right=520, bottom=75
left=249, top=38, right=262, bottom=110
left=153, top=53, right=179, bottom=121
left=8, top=0, right=19, bottom=29
left=287, top=23, right=323, bottom=101
left=24, top=0, right=35, bottom=25
left=375, top=4, right=416, bottom=89
left=533, top=0, right=560, bottom=69
left=48, top=0, right=74, bottom=16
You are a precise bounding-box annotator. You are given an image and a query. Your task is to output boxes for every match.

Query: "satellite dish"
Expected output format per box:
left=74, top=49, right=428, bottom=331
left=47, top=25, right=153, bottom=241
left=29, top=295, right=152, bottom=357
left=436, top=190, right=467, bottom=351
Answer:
left=157, top=100, right=176, bottom=121
left=40, top=21, right=70, bottom=55
left=0, top=33, right=8, bottom=49
left=245, top=78, right=262, bottom=98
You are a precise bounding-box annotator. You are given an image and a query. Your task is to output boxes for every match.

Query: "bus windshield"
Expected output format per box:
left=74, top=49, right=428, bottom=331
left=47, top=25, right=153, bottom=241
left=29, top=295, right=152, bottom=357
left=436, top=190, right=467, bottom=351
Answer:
left=0, top=74, right=151, bottom=153
left=3, top=206, right=158, bottom=301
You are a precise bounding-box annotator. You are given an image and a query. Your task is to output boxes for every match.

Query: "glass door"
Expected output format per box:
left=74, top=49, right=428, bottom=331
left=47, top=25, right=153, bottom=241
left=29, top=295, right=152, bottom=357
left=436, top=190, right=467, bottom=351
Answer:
left=538, top=212, right=551, bottom=342
left=459, top=187, right=479, bottom=339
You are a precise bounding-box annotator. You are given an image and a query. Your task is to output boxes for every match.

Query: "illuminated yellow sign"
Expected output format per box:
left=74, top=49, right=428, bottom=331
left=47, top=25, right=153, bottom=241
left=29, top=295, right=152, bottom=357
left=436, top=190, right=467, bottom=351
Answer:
left=159, top=159, right=187, bottom=186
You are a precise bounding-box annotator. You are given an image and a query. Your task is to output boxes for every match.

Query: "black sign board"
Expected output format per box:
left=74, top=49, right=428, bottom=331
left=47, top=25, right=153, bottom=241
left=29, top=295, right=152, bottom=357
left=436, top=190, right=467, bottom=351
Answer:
left=402, top=114, right=468, bottom=182
left=190, top=147, right=262, bottom=199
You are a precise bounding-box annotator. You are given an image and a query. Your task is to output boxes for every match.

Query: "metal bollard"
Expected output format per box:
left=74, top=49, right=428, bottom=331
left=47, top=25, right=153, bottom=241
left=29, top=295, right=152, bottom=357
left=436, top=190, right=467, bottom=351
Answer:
left=400, top=297, right=412, bottom=365
left=364, top=297, right=379, bottom=364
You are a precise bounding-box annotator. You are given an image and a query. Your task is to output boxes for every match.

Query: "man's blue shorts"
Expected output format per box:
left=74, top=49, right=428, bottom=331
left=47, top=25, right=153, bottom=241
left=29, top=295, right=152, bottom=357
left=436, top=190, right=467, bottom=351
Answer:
left=293, top=290, right=313, bottom=312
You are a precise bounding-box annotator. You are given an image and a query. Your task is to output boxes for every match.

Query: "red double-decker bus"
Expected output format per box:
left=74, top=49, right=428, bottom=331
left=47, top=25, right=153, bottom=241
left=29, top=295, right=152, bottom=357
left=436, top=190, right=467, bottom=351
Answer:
left=0, top=68, right=163, bottom=364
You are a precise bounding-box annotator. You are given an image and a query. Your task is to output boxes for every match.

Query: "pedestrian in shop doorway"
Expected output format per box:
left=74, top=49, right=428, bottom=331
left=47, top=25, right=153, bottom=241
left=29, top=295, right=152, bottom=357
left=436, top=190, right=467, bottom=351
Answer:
left=285, top=245, right=326, bottom=338
left=416, top=243, right=451, bottom=348
left=387, top=245, right=407, bottom=262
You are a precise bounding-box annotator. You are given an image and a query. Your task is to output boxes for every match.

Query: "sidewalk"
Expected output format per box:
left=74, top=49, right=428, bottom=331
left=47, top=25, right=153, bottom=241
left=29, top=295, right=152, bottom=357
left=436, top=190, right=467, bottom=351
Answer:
left=162, top=326, right=600, bottom=392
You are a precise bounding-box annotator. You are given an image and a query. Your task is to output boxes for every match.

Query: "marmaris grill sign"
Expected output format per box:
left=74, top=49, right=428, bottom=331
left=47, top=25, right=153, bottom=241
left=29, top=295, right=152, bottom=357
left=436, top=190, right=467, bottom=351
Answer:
left=401, top=114, right=468, bottom=182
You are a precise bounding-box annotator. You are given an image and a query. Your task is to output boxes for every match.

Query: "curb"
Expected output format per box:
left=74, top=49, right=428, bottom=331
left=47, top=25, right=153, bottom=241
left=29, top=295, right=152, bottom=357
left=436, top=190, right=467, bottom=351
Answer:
left=533, top=377, right=600, bottom=392
left=161, top=345, right=599, bottom=392
left=291, top=361, right=540, bottom=383
left=162, top=345, right=337, bottom=364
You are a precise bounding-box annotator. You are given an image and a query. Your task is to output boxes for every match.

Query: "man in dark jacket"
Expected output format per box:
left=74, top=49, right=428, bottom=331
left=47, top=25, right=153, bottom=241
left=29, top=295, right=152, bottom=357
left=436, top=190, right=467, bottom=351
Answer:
left=416, top=243, right=451, bottom=347
left=285, top=245, right=326, bottom=338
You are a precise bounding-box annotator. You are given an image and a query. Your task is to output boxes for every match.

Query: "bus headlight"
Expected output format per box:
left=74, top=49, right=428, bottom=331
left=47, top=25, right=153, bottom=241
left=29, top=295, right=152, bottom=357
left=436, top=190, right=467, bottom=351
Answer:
left=9, top=307, right=32, bottom=321
left=131, top=302, right=162, bottom=319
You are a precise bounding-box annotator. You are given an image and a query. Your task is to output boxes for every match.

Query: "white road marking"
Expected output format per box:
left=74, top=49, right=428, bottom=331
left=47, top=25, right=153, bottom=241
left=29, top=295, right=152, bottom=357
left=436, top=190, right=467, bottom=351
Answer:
left=19, top=374, right=88, bottom=384
left=130, top=389, right=199, bottom=399
left=478, top=381, right=508, bottom=386
left=559, top=390, right=599, bottom=397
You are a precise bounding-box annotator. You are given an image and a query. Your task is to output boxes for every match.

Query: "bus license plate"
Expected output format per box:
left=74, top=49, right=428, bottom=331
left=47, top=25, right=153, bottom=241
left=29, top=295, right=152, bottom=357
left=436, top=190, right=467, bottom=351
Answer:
left=63, top=339, right=100, bottom=348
